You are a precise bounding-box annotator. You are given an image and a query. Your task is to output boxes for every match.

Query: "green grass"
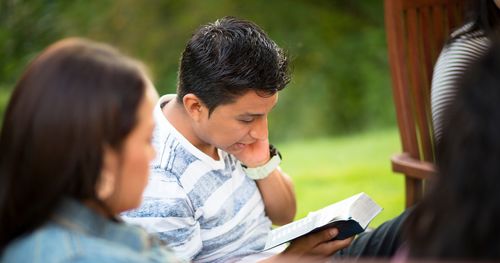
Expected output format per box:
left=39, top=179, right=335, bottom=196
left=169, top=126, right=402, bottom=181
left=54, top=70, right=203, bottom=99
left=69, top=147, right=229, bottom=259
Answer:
left=277, top=128, right=404, bottom=227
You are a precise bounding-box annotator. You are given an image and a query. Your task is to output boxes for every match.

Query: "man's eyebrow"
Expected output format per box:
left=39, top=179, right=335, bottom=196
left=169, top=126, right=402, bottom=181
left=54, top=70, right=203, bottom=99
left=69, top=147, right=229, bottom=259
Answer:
left=238, top=103, right=278, bottom=117
left=238, top=112, right=265, bottom=117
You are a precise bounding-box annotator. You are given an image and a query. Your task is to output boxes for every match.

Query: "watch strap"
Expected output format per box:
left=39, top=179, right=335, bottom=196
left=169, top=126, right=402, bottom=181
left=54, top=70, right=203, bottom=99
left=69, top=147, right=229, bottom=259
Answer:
left=242, top=154, right=281, bottom=180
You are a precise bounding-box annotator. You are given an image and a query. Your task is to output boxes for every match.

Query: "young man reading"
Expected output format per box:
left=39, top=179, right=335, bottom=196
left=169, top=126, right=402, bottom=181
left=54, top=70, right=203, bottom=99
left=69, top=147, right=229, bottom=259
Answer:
left=124, top=15, right=413, bottom=262
left=123, top=17, right=353, bottom=262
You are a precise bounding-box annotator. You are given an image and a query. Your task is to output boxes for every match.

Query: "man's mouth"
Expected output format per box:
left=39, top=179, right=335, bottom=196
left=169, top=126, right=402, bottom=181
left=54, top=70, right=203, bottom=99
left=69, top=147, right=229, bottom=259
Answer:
left=232, top=143, right=247, bottom=151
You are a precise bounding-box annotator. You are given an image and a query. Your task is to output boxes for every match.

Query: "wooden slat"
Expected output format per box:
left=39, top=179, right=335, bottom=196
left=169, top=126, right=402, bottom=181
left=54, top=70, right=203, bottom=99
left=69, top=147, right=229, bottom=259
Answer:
left=404, top=7, right=429, bottom=206
left=385, top=0, right=420, bottom=162
left=416, top=6, right=435, bottom=162
left=420, top=6, right=435, bottom=83
left=405, top=177, right=423, bottom=207
left=432, top=4, right=446, bottom=54
left=406, top=8, right=427, bottom=160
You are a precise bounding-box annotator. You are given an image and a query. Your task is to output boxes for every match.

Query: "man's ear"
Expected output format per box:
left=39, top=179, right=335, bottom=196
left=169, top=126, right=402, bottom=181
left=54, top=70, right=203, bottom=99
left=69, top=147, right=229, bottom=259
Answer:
left=183, top=93, right=206, bottom=121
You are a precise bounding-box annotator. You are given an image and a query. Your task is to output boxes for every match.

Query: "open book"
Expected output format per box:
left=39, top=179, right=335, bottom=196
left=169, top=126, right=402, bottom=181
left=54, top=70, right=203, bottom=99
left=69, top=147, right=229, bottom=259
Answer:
left=264, top=192, right=382, bottom=250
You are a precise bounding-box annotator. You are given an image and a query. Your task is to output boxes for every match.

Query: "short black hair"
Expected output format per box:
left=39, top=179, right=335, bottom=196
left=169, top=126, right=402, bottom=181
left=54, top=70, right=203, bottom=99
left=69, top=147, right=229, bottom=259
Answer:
left=177, top=16, right=290, bottom=114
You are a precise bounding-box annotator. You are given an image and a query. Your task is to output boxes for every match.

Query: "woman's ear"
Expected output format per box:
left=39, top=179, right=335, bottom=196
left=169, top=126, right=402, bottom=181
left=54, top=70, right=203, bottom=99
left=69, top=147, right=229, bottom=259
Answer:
left=97, top=146, right=118, bottom=201
left=182, top=93, right=206, bottom=121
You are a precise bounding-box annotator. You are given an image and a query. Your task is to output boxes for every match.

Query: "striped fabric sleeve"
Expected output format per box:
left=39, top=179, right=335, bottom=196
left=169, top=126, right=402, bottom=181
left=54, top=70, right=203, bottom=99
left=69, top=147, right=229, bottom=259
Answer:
left=431, top=34, right=490, bottom=143
left=122, top=169, right=203, bottom=261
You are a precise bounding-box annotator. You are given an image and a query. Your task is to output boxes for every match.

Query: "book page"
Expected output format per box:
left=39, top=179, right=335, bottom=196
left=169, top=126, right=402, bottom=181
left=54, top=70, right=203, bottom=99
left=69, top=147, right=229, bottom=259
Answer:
left=314, top=193, right=361, bottom=227
left=349, top=193, right=382, bottom=228
left=264, top=212, right=317, bottom=250
left=264, top=192, right=382, bottom=250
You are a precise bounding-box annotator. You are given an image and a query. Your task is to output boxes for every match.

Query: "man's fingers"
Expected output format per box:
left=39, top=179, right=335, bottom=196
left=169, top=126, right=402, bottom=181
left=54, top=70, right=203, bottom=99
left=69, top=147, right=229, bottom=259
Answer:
left=313, top=228, right=338, bottom=243
left=312, top=236, right=354, bottom=255
left=283, top=228, right=356, bottom=259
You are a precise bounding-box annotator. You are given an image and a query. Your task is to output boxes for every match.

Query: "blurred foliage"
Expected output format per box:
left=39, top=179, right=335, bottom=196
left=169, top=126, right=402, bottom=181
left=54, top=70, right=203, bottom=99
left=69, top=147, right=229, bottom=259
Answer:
left=0, top=0, right=395, bottom=141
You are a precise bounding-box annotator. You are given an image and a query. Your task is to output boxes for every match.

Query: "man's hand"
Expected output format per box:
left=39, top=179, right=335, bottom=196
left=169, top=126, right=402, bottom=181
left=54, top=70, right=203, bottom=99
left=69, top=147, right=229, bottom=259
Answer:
left=285, top=228, right=354, bottom=256
left=262, top=228, right=354, bottom=262
left=232, top=139, right=270, bottom=168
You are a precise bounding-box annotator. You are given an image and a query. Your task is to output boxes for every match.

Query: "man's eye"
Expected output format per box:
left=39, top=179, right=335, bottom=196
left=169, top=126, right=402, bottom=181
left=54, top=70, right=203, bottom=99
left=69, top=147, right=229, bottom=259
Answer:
left=239, top=118, right=254, bottom=123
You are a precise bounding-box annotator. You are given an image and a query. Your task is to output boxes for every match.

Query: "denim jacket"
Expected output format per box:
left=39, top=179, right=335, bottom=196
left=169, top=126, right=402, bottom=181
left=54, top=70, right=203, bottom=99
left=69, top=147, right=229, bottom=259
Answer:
left=1, top=199, right=182, bottom=263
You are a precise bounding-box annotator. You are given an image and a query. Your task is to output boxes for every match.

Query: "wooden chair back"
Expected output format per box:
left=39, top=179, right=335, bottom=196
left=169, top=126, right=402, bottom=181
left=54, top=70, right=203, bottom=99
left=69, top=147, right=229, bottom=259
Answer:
left=384, top=0, right=465, bottom=207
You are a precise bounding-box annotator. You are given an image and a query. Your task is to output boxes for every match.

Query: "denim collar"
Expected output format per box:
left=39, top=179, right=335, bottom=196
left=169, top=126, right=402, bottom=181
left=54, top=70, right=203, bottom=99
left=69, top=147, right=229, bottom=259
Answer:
left=52, top=199, right=161, bottom=252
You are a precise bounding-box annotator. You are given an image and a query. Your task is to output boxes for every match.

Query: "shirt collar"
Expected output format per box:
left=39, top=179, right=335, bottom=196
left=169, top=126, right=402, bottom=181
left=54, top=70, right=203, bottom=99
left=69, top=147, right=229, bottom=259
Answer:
left=51, top=199, right=159, bottom=252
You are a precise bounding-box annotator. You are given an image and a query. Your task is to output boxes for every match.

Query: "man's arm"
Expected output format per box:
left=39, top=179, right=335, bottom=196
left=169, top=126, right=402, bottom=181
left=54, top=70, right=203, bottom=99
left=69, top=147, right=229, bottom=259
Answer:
left=233, top=139, right=296, bottom=225
left=255, top=167, right=296, bottom=225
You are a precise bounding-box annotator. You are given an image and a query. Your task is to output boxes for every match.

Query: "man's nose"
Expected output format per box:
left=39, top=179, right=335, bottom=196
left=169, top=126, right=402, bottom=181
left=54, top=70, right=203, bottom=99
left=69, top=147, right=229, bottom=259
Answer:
left=249, top=117, right=268, bottom=140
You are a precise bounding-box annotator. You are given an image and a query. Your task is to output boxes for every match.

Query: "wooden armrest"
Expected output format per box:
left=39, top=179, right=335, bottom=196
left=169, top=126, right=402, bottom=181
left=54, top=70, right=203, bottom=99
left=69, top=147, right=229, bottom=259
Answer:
left=391, top=152, right=436, bottom=180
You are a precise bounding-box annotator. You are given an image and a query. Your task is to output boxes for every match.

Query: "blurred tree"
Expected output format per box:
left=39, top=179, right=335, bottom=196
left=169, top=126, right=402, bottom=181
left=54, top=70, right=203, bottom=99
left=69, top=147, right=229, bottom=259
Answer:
left=0, top=0, right=395, bottom=141
left=0, top=0, right=66, bottom=85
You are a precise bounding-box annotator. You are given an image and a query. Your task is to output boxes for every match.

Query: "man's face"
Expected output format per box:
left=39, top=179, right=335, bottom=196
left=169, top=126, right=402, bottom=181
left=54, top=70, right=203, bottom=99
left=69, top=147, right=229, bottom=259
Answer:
left=194, top=90, right=278, bottom=156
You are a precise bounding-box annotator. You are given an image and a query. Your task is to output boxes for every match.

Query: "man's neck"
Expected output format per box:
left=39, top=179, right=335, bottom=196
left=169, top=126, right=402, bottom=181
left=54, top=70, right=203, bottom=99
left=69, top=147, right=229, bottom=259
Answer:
left=162, top=99, right=219, bottom=160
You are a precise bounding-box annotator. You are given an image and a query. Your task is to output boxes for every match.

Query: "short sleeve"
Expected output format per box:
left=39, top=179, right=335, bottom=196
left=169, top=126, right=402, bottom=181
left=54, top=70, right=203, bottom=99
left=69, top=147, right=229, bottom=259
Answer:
left=122, top=168, right=203, bottom=261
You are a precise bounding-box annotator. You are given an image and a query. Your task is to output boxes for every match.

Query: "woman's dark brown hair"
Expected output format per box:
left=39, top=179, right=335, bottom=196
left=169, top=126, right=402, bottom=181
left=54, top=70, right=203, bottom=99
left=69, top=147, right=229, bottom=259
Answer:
left=0, top=38, right=147, bottom=251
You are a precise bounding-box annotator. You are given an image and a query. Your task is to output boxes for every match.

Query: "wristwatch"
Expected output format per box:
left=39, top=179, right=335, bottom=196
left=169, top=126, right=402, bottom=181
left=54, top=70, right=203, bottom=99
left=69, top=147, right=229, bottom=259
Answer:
left=241, top=144, right=282, bottom=180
